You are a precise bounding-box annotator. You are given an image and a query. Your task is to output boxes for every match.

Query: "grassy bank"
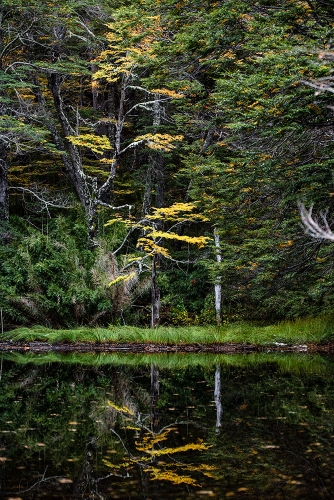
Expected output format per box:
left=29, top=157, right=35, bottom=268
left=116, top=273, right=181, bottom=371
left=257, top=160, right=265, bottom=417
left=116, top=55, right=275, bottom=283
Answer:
left=3, top=315, right=334, bottom=345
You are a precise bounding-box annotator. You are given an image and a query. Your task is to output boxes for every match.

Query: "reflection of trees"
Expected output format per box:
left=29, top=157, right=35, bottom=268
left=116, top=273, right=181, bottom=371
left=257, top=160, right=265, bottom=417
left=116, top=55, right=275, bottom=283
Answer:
left=214, top=365, right=222, bottom=431
left=1, top=357, right=334, bottom=498
left=104, top=403, right=215, bottom=487
left=151, top=363, right=160, bottom=431
left=104, top=363, right=216, bottom=488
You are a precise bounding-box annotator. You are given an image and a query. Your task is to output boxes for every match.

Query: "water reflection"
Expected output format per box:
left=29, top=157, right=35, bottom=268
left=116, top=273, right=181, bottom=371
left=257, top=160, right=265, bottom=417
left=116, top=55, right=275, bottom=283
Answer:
left=0, top=352, right=333, bottom=499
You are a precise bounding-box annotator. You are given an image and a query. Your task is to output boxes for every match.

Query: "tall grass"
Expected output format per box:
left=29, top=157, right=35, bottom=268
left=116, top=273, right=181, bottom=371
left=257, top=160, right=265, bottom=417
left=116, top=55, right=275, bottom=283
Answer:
left=3, top=314, right=334, bottom=345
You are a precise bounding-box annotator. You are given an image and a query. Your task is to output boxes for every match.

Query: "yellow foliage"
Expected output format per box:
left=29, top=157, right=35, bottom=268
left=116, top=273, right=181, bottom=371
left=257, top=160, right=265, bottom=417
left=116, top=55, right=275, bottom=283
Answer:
left=148, top=231, right=211, bottom=248
left=147, top=202, right=208, bottom=221
left=150, top=88, right=184, bottom=98
left=277, top=240, right=294, bottom=249
left=66, top=134, right=113, bottom=154
left=107, top=401, right=134, bottom=415
left=99, top=158, right=116, bottom=164
left=108, top=272, right=136, bottom=287
left=136, top=238, right=172, bottom=257
left=133, top=133, right=184, bottom=151
left=104, top=217, right=134, bottom=228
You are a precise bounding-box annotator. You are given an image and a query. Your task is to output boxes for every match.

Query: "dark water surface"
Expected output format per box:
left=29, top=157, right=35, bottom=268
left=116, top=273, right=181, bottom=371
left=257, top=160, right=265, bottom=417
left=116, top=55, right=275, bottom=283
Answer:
left=0, top=351, right=333, bottom=499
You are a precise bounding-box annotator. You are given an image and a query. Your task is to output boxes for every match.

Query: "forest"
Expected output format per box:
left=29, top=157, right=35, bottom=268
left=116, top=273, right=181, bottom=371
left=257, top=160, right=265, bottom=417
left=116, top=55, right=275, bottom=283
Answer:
left=1, top=0, right=334, bottom=330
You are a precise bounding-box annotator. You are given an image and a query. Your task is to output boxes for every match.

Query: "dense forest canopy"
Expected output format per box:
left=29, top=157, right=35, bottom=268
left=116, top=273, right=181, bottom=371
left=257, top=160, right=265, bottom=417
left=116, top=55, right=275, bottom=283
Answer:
left=1, top=0, right=334, bottom=329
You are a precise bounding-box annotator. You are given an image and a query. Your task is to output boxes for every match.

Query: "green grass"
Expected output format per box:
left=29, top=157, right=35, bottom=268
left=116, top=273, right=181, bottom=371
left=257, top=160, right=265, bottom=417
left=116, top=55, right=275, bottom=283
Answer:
left=2, top=314, right=334, bottom=345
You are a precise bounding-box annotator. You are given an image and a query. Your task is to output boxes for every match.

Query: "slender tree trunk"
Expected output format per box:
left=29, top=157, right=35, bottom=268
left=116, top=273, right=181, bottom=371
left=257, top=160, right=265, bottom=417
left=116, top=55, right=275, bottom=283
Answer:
left=142, top=166, right=152, bottom=217
left=0, top=12, right=9, bottom=226
left=151, top=254, right=160, bottom=328
left=150, top=95, right=164, bottom=328
left=214, top=228, right=222, bottom=324
left=0, top=143, right=9, bottom=223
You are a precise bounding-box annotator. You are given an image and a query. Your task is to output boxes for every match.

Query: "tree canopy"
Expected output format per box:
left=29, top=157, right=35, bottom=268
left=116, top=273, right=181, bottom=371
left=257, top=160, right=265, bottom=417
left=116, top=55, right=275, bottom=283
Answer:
left=1, top=0, right=334, bottom=328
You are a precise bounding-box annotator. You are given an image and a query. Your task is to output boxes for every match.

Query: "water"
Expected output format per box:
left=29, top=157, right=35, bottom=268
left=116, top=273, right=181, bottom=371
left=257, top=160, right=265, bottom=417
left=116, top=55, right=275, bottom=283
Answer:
left=0, top=352, right=333, bottom=499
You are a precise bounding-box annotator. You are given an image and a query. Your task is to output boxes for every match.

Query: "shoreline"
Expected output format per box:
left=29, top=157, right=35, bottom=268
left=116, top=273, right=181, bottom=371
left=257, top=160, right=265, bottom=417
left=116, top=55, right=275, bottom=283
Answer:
left=0, top=341, right=333, bottom=353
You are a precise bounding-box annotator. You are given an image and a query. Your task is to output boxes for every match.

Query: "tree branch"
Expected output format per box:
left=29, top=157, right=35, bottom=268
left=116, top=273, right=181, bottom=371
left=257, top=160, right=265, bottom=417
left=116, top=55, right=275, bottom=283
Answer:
left=298, top=202, right=334, bottom=241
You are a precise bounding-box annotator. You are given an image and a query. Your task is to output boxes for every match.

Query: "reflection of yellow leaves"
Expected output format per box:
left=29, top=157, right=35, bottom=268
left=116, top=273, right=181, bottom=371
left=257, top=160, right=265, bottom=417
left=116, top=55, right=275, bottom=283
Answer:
left=180, top=463, right=217, bottom=478
left=137, top=439, right=211, bottom=457
left=107, top=401, right=134, bottom=415
left=104, top=425, right=216, bottom=488
left=140, top=429, right=170, bottom=446
left=103, top=459, right=127, bottom=469
left=144, top=467, right=199, bottom=485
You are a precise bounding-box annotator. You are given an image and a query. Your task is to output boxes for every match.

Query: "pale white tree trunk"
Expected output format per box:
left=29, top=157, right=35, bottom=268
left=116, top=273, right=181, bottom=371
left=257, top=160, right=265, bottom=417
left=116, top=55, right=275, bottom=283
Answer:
left=214, top=228, right=222, bottom=325
left=151, top=254, right=160, bottom=328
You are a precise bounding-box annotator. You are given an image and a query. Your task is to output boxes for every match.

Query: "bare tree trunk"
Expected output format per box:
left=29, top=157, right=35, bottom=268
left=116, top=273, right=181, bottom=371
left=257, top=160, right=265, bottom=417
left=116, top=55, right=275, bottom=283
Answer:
left=47, top=73, right=99, bottom=241
left=150, top=95, right=164, bottom=328
left=142, top=166, right=152, bottom=217
left=214, top=228, right=222, bottom=325
left=0, top=143, right=9, bottom=223
left=151, top=254, right=160, bottom=328
left=0, top=13, right=9, bottom=225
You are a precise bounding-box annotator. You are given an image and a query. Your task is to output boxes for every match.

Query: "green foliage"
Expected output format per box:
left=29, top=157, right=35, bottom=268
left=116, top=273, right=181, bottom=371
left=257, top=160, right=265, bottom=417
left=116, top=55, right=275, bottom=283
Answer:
left=0, top=216, right=113, bottom=328
left=1, top=0, right=334, bottom=327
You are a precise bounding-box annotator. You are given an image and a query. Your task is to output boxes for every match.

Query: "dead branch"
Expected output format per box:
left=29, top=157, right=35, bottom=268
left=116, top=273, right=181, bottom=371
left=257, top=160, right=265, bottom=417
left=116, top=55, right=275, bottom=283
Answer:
left=298, top=202, right=334, bottom=241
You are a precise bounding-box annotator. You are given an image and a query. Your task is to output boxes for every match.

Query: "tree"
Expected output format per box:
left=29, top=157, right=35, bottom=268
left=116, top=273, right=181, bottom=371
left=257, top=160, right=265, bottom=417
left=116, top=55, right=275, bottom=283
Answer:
left=106, top=202, right=210, bottom=327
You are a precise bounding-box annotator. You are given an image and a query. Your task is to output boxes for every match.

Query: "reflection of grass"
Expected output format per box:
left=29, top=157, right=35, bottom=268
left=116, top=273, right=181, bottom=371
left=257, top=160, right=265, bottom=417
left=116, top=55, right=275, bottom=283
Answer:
left=3, top=351, right=334, bottom=375
left=3, top=314, right=334, bottom=345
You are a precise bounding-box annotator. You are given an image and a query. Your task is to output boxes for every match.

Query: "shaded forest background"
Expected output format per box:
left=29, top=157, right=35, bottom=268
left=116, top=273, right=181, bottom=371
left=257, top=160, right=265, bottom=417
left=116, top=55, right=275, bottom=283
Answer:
left=1, top=0, right=334, bottom=329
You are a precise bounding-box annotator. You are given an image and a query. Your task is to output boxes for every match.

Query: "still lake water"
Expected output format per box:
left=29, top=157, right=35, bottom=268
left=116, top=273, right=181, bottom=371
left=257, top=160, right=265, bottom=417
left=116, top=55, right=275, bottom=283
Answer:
left=0, top=351, right=333, bottom=499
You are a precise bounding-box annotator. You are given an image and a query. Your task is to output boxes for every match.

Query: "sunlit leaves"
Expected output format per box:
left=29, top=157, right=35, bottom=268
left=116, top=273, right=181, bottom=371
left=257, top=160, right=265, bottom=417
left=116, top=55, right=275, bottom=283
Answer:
left=144, top=231, right=210, bottom=249
left=108, top=272, right=136, bottom=288
left=66, top=134, right=113, bottom=154
left=133, top=133, right=184, bottom=151
left=147, top=202, right=208, bottom=222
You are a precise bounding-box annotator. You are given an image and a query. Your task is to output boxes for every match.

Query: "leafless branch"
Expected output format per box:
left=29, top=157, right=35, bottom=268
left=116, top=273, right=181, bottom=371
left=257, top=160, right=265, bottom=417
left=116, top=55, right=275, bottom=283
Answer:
left=298, top=202, right=334, bottom=241
left=300, top=79, right=334, bottom=95
left=9, top=186, right=72, bottom=217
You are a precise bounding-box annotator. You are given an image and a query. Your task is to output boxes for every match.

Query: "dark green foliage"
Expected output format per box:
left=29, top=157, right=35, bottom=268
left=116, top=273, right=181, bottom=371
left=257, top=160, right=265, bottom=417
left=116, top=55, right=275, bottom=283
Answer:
left=1, top=0, right=334, bottom=327
left=0, top=215, right=112, bottom=328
